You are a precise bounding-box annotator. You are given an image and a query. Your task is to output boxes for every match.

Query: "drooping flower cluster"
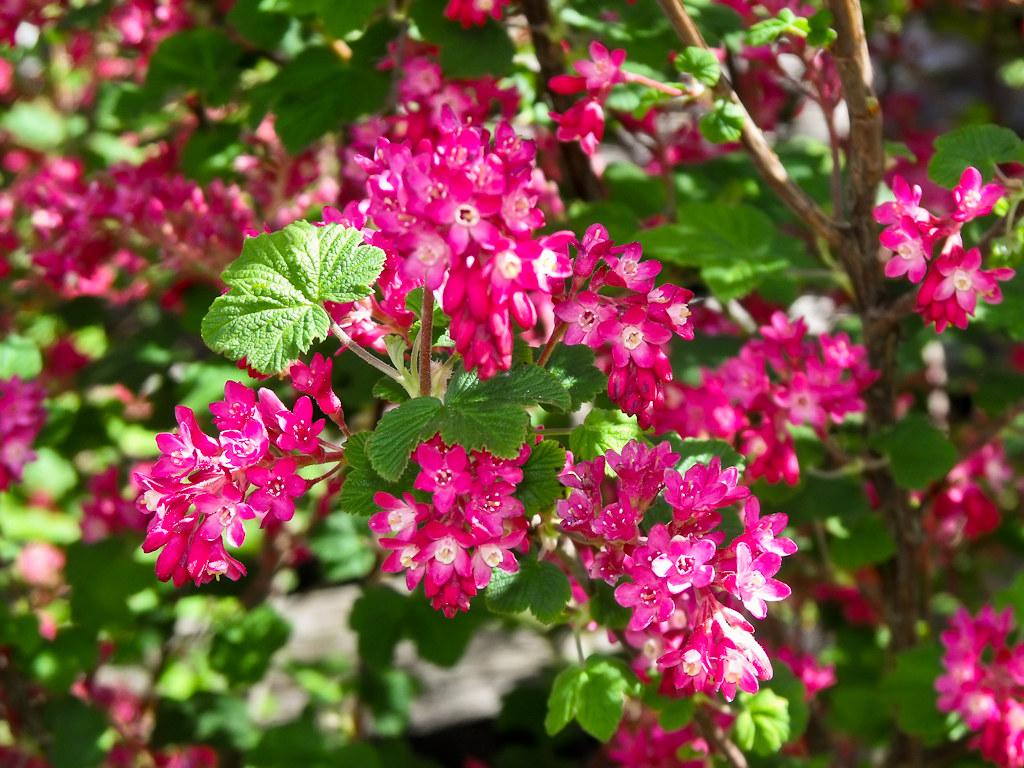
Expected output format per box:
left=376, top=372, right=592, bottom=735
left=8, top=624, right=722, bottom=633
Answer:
left=0, top=376, right=46, bottom=492
left=133, top=380, right=336, bottom=586
left=550, top=42, right=627, bottom=157
left=1, top=149, right=253, bottom=301
left=369, top=436, right=530, bottom=617
left=355, top=108, right=569, bottom=377
left=558, top=439, right=796, bottom=701
left=555, top=224, right=695, bottom=428
left=656, top=311, right=875, bottom=484
left=875, top=167, right=1014, bottom=332
left=936, top=607, right=1024, bottom=768
left=927, top=441, right=1012, bottom=546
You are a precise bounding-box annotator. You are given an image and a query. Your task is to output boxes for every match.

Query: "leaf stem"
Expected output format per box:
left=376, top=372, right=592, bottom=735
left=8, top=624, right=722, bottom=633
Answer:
left=331, top=322, right=404, bottom=382
left=419, top=289, right=434, bottom=397
left=694, top=707, right=749, bottom=768
left=537, top=323, right=566, bottom=367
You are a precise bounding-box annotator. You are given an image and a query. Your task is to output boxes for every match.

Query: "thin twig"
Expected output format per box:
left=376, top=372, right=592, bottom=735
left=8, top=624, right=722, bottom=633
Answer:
left=331, top=322, right=404, bottom=381
left=537, top=322, right=567, bottom=367
left=655, top=0, right=842, bottom=248
left=694, top=707, right=749, bottom=768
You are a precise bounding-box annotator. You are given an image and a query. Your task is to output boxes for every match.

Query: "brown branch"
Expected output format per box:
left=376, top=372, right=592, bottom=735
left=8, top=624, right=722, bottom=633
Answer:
left=694, top=707, right=749, bottom=768
left=655, top=0, right=842, bottom=248
left=419, top=289, right=434, bottom=396
left=520, top=0, right=603, bottom=202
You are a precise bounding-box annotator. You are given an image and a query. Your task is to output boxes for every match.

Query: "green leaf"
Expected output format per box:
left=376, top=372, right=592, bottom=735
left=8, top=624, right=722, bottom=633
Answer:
left=146, top=30, right=244, bottom=105
left=44, top=697, right=108, bottom=768
left=410, top=0, right=515, bottom=78
left=700, top=98, right=745, bottom=144
left=880, top=642, right=948, bottom=745
left=0, top=100, right=70, bottom=150
left=674, top=46, right=719, bottom=86
left=545, top=665, right=586, bottom=736
left=0, top=334, right=43, bottom=379
left=435, top=365, right=570, bottom=458
left=373, top=376, right=411, bottom=403
left=366, top=397, right=444, bottom=481
left=569, top=409, right=644, bottom=461
left=209, top=605, right=292, bottom=685
left=201, top=221, right=385, bottom=374
left=181, top=123, right=245, bottom=184
left=806, top=9, right=837, bottom=46
left=869, top=414, right=957, bottom=489
left=670, top=437, right=744, bottom=473
left=227, top=0, right=290, bottom=48
left=928, top=124, right=1022, bottom=187
left=540, top=346, right=606, bottom=412
left=308, top=513, right=376, bottom=582
left=517, top=440, right=568, bottom=515
left=545, top=657, right=637, bottom=742
left=65, top=539, right=152, bottom=631
left=350, top=585, right=411, bottom=668
left=768, top=665, right=809, bottom=740
left=747, top=8, right=809, bottom=45
left=829, top=514, right=897, bottom=570
left=995, top=570, right=1024, bottom=623
left=733, top=688, right=791, bottom=755
left=655, top=697, right=696, bottom=730
left=318, top=0, right=388, bottom=37
left=485, top=557, right=572, bottom=623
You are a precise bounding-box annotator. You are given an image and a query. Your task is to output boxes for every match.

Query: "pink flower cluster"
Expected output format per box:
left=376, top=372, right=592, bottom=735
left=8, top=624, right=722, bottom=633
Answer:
left=608, top=710, right=716, bottom=768
left=555, top=224, right=695, bottom=428
left=369, top=436, right=530, bottom=617
left=937, top=607, right=1024, bottom=768
left=558, top=439, right=796, bottom=701
left=0, top=376, right=46, bottom=492
left=81, top=467, right=147, bottom=543
left=444, top=0, right=510, bottom=27
left=656, top=311, right=875, bottom=485
left=1, top=150, right=253, bottom=301
left=355, top=108, right=569, bottom=377
left=133, top=380, right=339, bottom=586
left=875, top=167, right=1014, bottom=332
left=550, top=42, right=626, bottom=156
left=928, top=441, right=1012, bottom=547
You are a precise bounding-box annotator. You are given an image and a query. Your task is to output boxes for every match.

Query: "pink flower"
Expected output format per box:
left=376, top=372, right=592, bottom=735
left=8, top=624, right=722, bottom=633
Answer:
left=606, top=305, right=674, bottom=370
left=649, top=528, right=717, bottom=593
left=605, top=244, right=661, bottom=293
left=274, top=396, right=326, bottom=454
left=0, top=377, right=46, bottom=491
left=615, top=570, right=676, bottom=631
left=723, top=543, right=790, bottom=620
left=370, top=492, right=429, bottom=539
left=210, top=380, right=258, bottom=431
left=443, top=0, right=509, bottom=28
left=551, top=97, right=605, bottom=157
left=880, top=218, right=931, bottom=283
left=874, top=175, right=930, bottom=226
left=413, top=439, right=474, bottom=513
left=219, top=419, right=269, bottom=470
left=195, top=484, right=255, bottom=548
left=952, top=167, right=1004, bottom=222
left=290, top=353, right=341, bottom=417
left=247, top=458, right=306, bottom=523
left=154, top=406, right=221, bottom=479
left=16, top=542, right=65, bottom=589
left=915, top=246, right=1014, bottom=332
left=555, top=291, right=616, bottom=347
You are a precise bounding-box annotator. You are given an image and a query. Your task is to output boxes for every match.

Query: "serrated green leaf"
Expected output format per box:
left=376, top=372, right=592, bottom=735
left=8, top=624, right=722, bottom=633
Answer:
left=146, top=30, right=243, bottom=105
left=367, top=397, right=443, bottom=482
left=0, top=334, right=43, bottom=379
left=928, top=124, right=1022, bottom=187
left=700, top=98, right=745, bottom=144
left=485, top=558, right=571, bottom=623
left=869, top=414, right=956, bottom=489
left=372, top=376, right=411, bottom=403
left=544, top=345, right=606, bottom=412
left=733, top=688, right=791, bottom=755
left=880, top=642, right=947, bottom=745
left=670, top=437, right=744, bottom=473
left=516, top=440, right=568, bottom=515
left=202, top=221, right=385, bottom=374
left=829, top=514, right=897, bottom=569
left=569, top=409, right=644, bottom=461
left=674, top=46, right=719, bottom=86
left=656, top=697, right=696, bottom=730
left=576, top=657, right=636, bottom=742
left=545, top=665, right=585, bottom=736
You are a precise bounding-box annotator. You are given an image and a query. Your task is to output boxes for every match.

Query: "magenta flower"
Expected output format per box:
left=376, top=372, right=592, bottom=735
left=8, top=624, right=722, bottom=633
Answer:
left=555, top=291, right=616, bottom=347
left=574, top=41, right=627, bottom=92
left=443, top=0, right=509, bottom=27
left=615, top=570, right=676, bottom=632
left=724, top=542, right=791, bottom=619
left=551, top=97, right=605, bottom=157
left=952, top=166, right=1004, bottom=222
left=195, top=485, right=255, bottom=548
left=210, top=380, right=258, bottom=431
left=219, top=418, right=269, bottom=470
left=413, top=440, right=473, bottom=513
left=274, top=396, right=326, bottom=454
left=154, top=406, right=220, bottom=479
left=649, top=528, right=716, bottom=593
left=247, top=458, right=306, bottom=523
left=606, top=305, right=673, bottom=370
left=289, top=353, right=341, bottom=417
left=605, top=244, right=662, bottom=293
left=880, top=218, right=931, bottom=283
left=874, top=174, right=930, bottom=226
left=915, top=245, right=1014, bottom=332
left=370, top=492, right=428, bottom=539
